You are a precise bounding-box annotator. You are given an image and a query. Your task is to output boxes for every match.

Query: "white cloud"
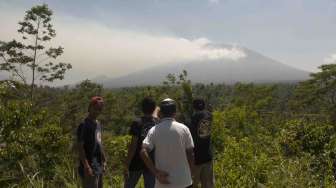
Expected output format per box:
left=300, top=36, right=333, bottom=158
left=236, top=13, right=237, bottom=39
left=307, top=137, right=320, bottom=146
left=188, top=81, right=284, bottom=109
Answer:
left=193, top=39, right=246, bottom=60
left=324, top=54, right=336, bottom=64
left=52, top=19, right=246, bottom=75
left=0, top=6, right=246, bottom=84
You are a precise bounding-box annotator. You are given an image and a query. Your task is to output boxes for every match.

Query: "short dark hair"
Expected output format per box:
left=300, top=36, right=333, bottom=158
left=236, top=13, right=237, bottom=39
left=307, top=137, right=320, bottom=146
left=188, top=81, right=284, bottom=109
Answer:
left=142, top=97, right=156, bottom=114
left=193, top=98, right=205, bottom=111
left=160, top=98, right=176, bottom=117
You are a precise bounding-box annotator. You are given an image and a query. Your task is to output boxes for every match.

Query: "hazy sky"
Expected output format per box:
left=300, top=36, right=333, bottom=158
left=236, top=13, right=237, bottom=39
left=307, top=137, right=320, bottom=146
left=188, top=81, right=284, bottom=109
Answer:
left=0, top=0, right=335, bottom=85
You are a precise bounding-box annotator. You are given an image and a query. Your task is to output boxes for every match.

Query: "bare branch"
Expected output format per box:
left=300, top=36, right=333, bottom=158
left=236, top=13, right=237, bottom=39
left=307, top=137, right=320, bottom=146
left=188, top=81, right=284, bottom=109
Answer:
left=12, top=68, right=27, bottom=85
left=0, top=54, right=9, bottom=64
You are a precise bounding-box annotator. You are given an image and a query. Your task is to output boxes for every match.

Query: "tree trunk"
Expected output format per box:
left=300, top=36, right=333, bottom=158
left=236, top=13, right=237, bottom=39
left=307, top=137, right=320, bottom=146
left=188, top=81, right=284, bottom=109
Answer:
left=31, top=18, right=40, bottom=102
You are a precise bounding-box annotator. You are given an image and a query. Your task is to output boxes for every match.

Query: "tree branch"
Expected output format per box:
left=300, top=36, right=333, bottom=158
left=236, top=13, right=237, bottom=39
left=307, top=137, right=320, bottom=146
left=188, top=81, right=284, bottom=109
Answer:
left=13, top=68, right=27, bottom=85
left=1, top=55, right=27, bottom=84
left=0, top=54, right=9, bottom=64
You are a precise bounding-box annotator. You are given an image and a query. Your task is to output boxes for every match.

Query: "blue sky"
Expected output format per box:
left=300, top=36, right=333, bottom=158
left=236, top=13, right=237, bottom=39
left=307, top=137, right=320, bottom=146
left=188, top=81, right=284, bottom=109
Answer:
left=0, top=0, right=335, bottom=84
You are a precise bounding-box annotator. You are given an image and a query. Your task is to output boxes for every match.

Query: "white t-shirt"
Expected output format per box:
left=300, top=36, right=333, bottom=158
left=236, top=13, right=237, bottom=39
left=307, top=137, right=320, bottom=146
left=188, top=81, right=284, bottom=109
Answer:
left=143, top=118, right=194, bottom=188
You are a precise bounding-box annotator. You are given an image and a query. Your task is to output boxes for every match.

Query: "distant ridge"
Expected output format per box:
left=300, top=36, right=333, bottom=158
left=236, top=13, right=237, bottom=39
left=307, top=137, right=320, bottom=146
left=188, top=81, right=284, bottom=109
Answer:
left=98, top=45, right=310, bottom=88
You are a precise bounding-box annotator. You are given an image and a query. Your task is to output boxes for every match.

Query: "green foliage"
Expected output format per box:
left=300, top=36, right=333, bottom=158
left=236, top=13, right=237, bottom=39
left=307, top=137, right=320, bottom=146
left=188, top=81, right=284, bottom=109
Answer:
left=231, top=83, right=276, bottom=111
left=223, top=106, right=260, bottom=137
left=280, top=120, right=335, bottom=156
left=292, top=64, right=336, bottom=122
left=162, top=70, right=193, bottom=123
left=0, top=100, right=68, bottom=187
left=214, top=137, right=271, bottom=187
left=2, top=62, right=336, bottom=187
left=104, top=135, right=129, bottom=175
left=0, top=4, right=72, bottom=100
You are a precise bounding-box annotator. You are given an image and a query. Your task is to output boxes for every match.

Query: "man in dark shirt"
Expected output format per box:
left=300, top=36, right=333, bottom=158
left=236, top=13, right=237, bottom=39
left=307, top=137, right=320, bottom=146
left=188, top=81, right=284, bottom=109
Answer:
left=77, top=96, right=107, bottom=188
left=188, top=98, right=214, bottom=188
left=124, top=97, right=158, bottom=188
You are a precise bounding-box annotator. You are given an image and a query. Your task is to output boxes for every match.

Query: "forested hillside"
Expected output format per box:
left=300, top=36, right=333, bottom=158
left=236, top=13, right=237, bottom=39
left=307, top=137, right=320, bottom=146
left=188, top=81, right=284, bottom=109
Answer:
left=1, top=3, right=336, bottom=188
left=1, top=65, right=336, bottom=187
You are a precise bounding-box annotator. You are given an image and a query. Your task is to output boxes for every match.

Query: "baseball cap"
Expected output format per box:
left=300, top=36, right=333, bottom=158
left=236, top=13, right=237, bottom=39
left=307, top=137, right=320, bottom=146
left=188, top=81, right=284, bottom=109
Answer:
left=88, top=96, right=104, bottom=112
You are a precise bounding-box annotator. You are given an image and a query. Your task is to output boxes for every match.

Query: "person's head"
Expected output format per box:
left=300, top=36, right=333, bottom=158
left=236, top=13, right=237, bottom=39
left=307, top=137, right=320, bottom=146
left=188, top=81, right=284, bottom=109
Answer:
left=193, top=98, right=206, bottom=111
left=159, top=98, right=176, bottom=118
left=88, top=96, right=104, bottom=118
left=142, top=97, right=156, bottom=115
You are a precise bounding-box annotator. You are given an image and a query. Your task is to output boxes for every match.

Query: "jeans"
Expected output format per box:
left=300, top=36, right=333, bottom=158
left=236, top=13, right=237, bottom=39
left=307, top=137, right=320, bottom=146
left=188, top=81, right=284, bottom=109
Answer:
left=78, top=164, right=103, bottom=188
left=192, top=161, right=214, bottom=188
left=124, top=170, right=155, bottom=188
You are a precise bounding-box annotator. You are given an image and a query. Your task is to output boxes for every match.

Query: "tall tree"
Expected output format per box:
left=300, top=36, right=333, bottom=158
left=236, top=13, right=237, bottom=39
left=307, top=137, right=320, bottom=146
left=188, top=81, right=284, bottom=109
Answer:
left=0, top=4, right=72, bottom=101
left=163, top=70, right=193, bottom=123
left=292, top=64, right=336, bottom=123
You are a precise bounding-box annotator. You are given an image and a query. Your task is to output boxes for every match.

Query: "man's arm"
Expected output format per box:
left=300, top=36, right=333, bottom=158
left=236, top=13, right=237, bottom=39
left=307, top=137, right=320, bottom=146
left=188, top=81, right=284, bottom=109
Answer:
left=100, top=145, right=107, bottom=172
left=124, top=120, right=142, bottom=177
left=141, top=127, right=170, bottom=184
left=77, top=124, right=93, bottom=177
left=186, top=148, right=195, bottom=172
left=101, top=148, right=107, bottom=163
left=125, top=136, right=138, bottom=167
left=140, top=146, right=156, bottom=175
left=184, top=127, right=195, bottom=173
left=100, top=125, right=107, bottom=169
left=124, top=136, right=138, bottom=177
left=78, top=142, right=94, bottom=176
left=140, top=146, right=170, bottom=184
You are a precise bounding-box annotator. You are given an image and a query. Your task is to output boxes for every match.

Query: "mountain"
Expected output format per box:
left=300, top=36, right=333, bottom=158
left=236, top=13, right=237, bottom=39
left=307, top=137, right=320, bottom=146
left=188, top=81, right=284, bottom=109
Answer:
left=98, top=45, right=310, bottom=88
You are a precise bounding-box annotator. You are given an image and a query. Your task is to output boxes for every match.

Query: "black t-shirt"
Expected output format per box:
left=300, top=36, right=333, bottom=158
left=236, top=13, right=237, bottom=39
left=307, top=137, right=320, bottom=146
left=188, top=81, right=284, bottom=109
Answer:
left=77, top=118, right=103, bottom=168
left=128, top=116, right=158, bottom=171
left=188, top=111, right=213, bottom=165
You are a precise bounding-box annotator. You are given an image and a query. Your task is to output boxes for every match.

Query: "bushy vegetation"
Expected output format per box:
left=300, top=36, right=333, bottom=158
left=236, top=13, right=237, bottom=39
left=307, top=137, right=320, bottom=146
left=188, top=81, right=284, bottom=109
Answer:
left=1, top=65, right=336, bottom=187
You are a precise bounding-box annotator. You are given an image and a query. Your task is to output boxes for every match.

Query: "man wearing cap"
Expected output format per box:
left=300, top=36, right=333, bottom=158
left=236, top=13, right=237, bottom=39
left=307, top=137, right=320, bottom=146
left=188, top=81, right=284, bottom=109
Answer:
left=140, top=98, right=195, bottom=188
left=77, top=96, right=107, bottom=188
left=188, top=98, right=214, bottom=188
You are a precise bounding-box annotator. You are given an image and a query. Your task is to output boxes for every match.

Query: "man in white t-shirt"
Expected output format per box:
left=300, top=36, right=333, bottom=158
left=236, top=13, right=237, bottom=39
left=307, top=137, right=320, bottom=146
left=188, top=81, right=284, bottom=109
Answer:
left=140, top=98, right=195, bottom=188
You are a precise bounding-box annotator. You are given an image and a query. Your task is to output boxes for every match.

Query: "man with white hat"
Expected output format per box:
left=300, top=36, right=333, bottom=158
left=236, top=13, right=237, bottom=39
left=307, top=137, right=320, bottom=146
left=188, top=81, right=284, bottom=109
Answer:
left=140, top=98, right=195, bottom=188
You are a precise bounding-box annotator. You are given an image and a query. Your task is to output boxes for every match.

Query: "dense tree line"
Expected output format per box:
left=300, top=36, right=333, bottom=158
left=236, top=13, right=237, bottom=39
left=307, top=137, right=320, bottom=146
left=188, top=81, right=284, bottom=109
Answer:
left=1, top=65, right=336, bottom=187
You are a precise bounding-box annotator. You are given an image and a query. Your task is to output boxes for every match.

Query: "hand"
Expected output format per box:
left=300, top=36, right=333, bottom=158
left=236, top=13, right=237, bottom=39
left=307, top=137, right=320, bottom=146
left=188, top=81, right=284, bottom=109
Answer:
left=153, top=107, right=160, bottom=118
left=84, top=165, right=94, bottom=177
left=103, top=162, right=107, bottom=173
left=190, top=164, right=196, bottom=177
left=154, top=169, right=170, bottom=184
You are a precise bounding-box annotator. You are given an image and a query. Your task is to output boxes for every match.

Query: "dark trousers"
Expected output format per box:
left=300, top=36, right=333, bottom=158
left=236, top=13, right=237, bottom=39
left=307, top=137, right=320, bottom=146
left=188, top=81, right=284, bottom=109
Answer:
left=81, top=174, right=103, bottom=188
left=124, top=170, right=155, bottom=188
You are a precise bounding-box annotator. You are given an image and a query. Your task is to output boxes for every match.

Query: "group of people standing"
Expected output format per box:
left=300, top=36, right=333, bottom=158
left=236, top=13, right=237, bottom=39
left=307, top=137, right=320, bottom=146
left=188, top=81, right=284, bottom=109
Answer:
left=76, top=96, right=214, bottom=188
